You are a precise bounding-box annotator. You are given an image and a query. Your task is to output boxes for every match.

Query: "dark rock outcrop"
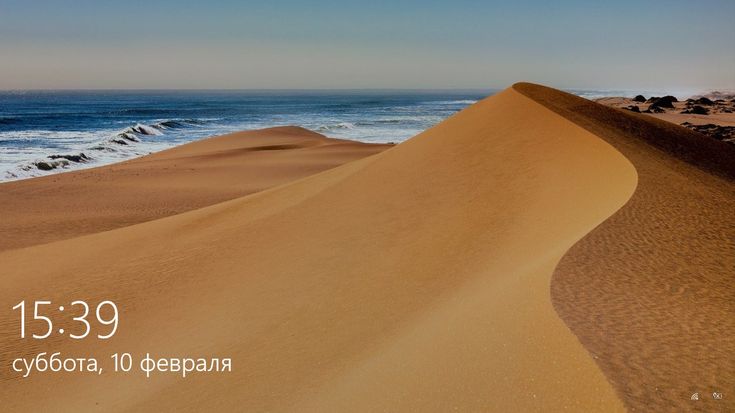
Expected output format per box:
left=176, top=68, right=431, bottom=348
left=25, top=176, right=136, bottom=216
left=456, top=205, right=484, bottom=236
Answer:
left=649, top=96, right=678, bottom=109
left=681, top=123, right=735, bottom=143
left=693, top=97, right=714, bottom=105
left=648, top=105, right=665, bottom=113
left=681, top=106, right=709, bottom=115
left=35, top=162, right=54, bottom=171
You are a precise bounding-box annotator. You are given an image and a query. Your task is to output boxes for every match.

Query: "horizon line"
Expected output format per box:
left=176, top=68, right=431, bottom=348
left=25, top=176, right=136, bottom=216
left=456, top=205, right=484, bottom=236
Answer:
left=1, top=86, right=728, bottom=94
left=0, top=87, right=501, bottom=92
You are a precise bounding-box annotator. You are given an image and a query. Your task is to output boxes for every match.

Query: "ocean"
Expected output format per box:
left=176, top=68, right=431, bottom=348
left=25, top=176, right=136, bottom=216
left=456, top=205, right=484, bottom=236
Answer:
left=0, top=88, right=677, bottom=182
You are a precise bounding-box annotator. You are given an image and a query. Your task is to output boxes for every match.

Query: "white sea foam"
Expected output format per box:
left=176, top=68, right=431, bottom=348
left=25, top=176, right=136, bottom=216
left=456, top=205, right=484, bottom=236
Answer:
left=0, top=119, right=209, bottom=181
left=0, top=92, right=484, bottom=182
left=426, top=100, right=478, bottom=105
left=128, top=123, right=163, bottom=136
left=316, top=122, right=357, bottom=131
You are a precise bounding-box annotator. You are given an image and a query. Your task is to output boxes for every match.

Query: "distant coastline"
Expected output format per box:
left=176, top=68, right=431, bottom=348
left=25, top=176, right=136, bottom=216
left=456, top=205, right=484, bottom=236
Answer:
left=2, top=87, right=729, bottom=182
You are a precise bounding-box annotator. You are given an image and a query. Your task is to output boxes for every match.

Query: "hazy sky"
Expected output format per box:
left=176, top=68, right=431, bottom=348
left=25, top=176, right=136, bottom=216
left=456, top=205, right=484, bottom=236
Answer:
left=1, top=0, right=733, bottom=90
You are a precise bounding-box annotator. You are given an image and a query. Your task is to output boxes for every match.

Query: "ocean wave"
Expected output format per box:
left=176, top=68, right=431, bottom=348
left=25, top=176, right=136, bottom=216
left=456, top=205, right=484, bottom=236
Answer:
left=6, top=118, right=206, bottom=177
left=316, top=122, right=356, bottom=131
left=110, top=108, right=178, bottom=116
left=31, top=153, right=91, bottom=171
left=424, top=100, right=478, bottom=105
left=0, top=117, right=21, bottom=126
left=153, top=118, right=206, bottom=128
left=0, top=130, right=105, bottom=144
left=107, top=119, right=205, bottom=145
left=124, top=123, right=163, bottom=136
left=367, top=119, right=406, bottom=125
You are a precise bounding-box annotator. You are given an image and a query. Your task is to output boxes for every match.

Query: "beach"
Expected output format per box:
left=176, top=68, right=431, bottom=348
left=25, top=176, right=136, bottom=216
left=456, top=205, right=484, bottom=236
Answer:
left=1, top=83, right=733, bottom=412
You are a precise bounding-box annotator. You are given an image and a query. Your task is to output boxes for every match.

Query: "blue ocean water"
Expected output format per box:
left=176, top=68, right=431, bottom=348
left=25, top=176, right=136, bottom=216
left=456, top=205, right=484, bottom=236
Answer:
left=0, top=90, right=494, bottom=181
left=0, top=88, right=681, bottom=181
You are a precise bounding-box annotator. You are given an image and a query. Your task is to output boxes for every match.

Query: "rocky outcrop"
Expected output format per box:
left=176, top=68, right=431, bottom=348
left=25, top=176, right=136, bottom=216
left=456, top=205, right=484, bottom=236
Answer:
left=681, top=122, right=735, bottom=143
left=681, top=106, right=709, bottom=115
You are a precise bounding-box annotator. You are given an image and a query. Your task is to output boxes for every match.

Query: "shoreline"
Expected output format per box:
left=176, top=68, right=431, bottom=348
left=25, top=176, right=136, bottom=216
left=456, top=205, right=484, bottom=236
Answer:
left=0, top=126, right=391, bottom=251
left=0, top=90, right=485, bottom=183
left=1, top=84, right=630, bottom=411
left=1, top=83, right=732, bottom=411
left=5, top=88, right=730, bottom=184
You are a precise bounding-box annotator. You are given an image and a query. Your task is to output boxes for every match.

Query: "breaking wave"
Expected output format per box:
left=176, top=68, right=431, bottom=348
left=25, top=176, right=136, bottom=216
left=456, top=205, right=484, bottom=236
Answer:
left=316, top=122, right=357, bottom=132
left=425, top=100, right=478, bottom=105
left=4, top=118, right=208, bottom=179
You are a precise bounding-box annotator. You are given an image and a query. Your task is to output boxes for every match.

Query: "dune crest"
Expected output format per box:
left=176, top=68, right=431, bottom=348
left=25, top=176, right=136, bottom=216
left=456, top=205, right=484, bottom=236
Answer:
left=515, top=82, right=735, bottom=412
left=0, top=86, right=637, bottom=411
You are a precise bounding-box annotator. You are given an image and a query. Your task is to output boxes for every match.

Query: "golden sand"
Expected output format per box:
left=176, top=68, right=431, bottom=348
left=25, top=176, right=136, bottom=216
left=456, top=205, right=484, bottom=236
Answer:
left=1, top=83, right=731, bottom=412
left=517, top=83, right=735, bottom=412
left=0, top=126, right=389, bottom=251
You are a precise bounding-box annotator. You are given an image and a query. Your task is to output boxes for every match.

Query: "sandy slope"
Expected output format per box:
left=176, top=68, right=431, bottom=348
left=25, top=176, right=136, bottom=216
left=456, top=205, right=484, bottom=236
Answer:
left=0, top=86, right=637, bottom=412
left=0, top=127, right=389, bottom=252
left=516, top=83, right=735, bottom=412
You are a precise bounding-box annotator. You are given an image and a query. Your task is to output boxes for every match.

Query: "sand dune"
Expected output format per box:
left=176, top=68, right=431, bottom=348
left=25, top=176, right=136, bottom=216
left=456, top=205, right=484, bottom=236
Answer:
left=1, top=83, right=731, bottom=412
left=516, top=83, right=735, bottom=412
left=0, top=127, right=389, bottom=251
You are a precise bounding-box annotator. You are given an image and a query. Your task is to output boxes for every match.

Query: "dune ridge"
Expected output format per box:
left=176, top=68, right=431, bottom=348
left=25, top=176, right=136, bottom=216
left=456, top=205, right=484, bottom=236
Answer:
left=515, top=82, right=735, bottom=412
left=0, top=85, right=639, bottom=411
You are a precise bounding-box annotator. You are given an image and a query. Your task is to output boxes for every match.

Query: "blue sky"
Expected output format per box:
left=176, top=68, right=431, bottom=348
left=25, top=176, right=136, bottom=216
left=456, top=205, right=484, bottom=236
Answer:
left=0, top=0, right=733, bottom=90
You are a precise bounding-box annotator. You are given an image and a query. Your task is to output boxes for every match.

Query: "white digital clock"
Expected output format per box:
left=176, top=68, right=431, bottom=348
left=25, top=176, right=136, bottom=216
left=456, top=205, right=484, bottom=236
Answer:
left=12, top=300, right=119, bottom=339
